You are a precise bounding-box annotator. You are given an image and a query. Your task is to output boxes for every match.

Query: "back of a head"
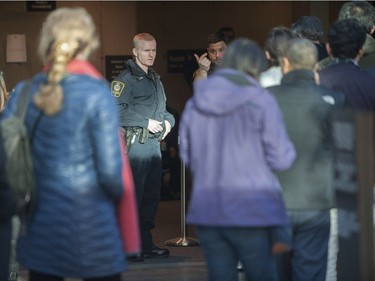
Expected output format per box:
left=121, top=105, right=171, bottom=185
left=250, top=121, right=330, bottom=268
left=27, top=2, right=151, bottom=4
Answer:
left=264, top=26, right=296, bottom=65
left=36, top=7, right=99, bottom=116
left=220, top=38, right=267, bottom=79
left=338, top=1, right=375, bottom=34
left=285, top=38, right=317, bottom=70
left=38, top=7, right=99, bottom=64
left=291, top=16, right=324, bottom=41
left=218, top=26, right=235, bottom=43
left=328, top=18, right=367, bottom=59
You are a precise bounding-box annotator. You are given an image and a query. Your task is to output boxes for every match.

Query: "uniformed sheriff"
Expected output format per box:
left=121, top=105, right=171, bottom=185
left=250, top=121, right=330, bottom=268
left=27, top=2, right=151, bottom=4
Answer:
left=111, top=33, right=175, bottom=262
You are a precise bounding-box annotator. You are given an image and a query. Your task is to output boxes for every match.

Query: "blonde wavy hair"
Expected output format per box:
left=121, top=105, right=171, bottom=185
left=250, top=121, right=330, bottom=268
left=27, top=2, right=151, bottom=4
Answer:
left=0, top=71, right=9, bottom=112
left=34, top=7, right=99, bottom=115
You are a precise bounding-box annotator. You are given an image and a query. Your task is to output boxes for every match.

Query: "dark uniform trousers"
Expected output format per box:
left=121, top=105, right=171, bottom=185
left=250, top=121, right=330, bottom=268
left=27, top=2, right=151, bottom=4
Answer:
left=127, top=137, right=162, bottom=251
left=0, top=217, right=11, bottom=281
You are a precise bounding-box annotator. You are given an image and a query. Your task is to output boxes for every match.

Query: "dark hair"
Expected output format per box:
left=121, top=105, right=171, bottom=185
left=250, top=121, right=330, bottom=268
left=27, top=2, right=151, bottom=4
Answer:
left=218, top=26, right=235, bottom=43
left=328, top=18, right=367, bottom=59
left=264, top=26, right=296, bottom=66
left=220, top=38, right=267, bottom=79
left=207, top=32, right=227, bottom=46
left=291, top=16, right=324, bottom=41
left=339, top=1, right=375, bottom=34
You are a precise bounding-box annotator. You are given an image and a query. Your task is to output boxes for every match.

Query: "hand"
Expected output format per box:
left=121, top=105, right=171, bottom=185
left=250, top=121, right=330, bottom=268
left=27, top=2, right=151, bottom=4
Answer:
left=147, top=119, right=163, bottom=134
left=194, top=53, right=211, bottom=72
left=162, top=120, right=171, bottom=140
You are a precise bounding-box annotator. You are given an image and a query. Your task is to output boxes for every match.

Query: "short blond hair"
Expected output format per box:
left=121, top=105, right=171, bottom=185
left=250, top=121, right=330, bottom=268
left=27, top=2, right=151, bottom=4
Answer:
left=285, top=38, right=317, bottom=70
left=133, top=33, right=155, bottom=48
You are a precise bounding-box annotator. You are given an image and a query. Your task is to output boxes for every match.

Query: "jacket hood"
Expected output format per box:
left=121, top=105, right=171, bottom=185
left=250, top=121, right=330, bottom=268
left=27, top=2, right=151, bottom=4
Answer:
left=192, top=68, right=262, bottom=116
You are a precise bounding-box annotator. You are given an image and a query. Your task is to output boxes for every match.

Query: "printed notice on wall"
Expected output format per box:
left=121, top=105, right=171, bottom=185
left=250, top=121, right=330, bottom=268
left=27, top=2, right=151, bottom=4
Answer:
left=167, top=49, right=205, bottom=73
left=105, top=55, right=132, bottom=82
left=26, top=1, right=56, bottom=12
left=6, top=34, right=27, bottom=63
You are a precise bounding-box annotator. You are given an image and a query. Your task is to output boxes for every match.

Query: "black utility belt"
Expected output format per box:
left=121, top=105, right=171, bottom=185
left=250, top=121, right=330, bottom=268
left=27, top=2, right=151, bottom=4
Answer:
left=124, top=127, right=161, bottom=142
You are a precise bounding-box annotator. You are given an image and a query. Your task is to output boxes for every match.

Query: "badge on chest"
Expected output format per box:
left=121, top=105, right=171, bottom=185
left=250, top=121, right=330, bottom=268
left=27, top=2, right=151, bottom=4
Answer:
left=111, top=81, right=125, bottom=97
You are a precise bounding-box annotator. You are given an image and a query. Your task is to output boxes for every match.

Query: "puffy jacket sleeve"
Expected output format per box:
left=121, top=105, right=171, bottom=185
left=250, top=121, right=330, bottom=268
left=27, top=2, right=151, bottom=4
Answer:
left=261, top=92, right=296, bottom=171
left=90, top=81, right=124, bottom=200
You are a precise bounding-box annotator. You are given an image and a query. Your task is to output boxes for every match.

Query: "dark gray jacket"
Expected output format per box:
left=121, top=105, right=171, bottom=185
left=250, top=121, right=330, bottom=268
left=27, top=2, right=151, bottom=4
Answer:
left=268, top=70, right=344, bottom=210
left=112, top=59, right=175, bottom=130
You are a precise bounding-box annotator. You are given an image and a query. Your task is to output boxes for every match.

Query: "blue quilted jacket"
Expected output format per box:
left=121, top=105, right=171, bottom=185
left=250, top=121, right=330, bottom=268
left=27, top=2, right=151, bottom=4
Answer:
left=2, top=70, right=126, bottom=278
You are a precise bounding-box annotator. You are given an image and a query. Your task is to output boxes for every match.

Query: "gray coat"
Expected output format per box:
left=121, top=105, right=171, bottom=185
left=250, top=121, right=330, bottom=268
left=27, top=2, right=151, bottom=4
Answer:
left=268, top=69, right=344, bottom=210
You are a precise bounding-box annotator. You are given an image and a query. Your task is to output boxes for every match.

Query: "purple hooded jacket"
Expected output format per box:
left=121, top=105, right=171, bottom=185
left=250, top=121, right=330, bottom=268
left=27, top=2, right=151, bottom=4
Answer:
left=179, top=68, right=296, bottom=227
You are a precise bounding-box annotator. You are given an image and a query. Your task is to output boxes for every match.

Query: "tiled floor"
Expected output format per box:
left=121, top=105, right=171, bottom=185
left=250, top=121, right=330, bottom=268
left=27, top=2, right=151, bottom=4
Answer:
left=17, top=200, right=248, bottom=280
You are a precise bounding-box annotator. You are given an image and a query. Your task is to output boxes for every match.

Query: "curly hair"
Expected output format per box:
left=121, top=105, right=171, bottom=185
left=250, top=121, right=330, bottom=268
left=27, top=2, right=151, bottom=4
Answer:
left=328, top=19, right=366, bottom=59
left=339, top=1, right=375, bottom=34
left=291, top=16, right=324, bottom=41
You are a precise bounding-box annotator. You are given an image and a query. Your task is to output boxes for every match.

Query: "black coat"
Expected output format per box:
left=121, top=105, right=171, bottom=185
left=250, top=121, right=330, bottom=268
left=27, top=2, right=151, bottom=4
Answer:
left=112, top=59, right=175, bottom=129
left=319, top=61, right=375, bottom=111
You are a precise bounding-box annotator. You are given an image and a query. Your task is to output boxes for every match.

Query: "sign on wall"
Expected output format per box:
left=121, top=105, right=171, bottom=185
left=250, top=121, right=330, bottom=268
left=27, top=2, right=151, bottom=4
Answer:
left=105, top=55, right=132, bottom=82
left=26, top=1, right=56, bottom=12
left=167, top=49, right=205, bottom=74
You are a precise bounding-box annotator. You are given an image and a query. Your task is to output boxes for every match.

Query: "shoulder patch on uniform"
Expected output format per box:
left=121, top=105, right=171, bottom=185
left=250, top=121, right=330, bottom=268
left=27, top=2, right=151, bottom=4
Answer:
left=111, top=81, right=125, bottom=97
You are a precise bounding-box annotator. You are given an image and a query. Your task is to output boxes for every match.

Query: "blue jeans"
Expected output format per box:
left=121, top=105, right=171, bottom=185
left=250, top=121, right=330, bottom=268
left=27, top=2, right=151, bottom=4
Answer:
left=277, top=210, right=330, bottom=281
left=195, top=225, right=279, bottom=281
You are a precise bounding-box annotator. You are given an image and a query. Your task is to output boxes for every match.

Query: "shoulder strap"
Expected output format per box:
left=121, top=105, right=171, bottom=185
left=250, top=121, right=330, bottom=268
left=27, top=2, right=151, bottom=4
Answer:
left=15, top=81, right=42, bottom=144
left=16, top=81, right=32, bottom=122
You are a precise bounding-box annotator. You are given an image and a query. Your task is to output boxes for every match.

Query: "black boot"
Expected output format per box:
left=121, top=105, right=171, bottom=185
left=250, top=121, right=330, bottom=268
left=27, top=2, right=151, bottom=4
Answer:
left=143, top=244, right=170, bottom=258
left=127, top=253, right=144, bottom=262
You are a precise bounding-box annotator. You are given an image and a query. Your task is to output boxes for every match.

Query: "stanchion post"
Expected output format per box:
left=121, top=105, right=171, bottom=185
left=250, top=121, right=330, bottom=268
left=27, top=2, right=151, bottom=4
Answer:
left=165, top=136, right=199, bottom=247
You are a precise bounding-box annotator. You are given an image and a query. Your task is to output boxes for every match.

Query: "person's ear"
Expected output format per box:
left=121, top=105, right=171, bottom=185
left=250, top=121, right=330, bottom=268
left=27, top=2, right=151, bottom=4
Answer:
left=358, top=47, right=365, bottom=58
left=281, top=57, right=291, bottom=74
left=265, top=51, right=271, bottom=60
left=370, top=26, right=375, bottom=35
left=313, top=63, right=320, bottom=85
left=326, top=43, right=333, bottom=57
left=132, top=48, right=138, bottom=57
left=354, top=47, right=366, bottom=63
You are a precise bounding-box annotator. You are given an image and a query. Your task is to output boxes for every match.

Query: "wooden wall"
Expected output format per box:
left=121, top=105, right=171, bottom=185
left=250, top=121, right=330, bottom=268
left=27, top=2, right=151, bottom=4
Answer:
left=0, top=1, right=336, bottom=113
